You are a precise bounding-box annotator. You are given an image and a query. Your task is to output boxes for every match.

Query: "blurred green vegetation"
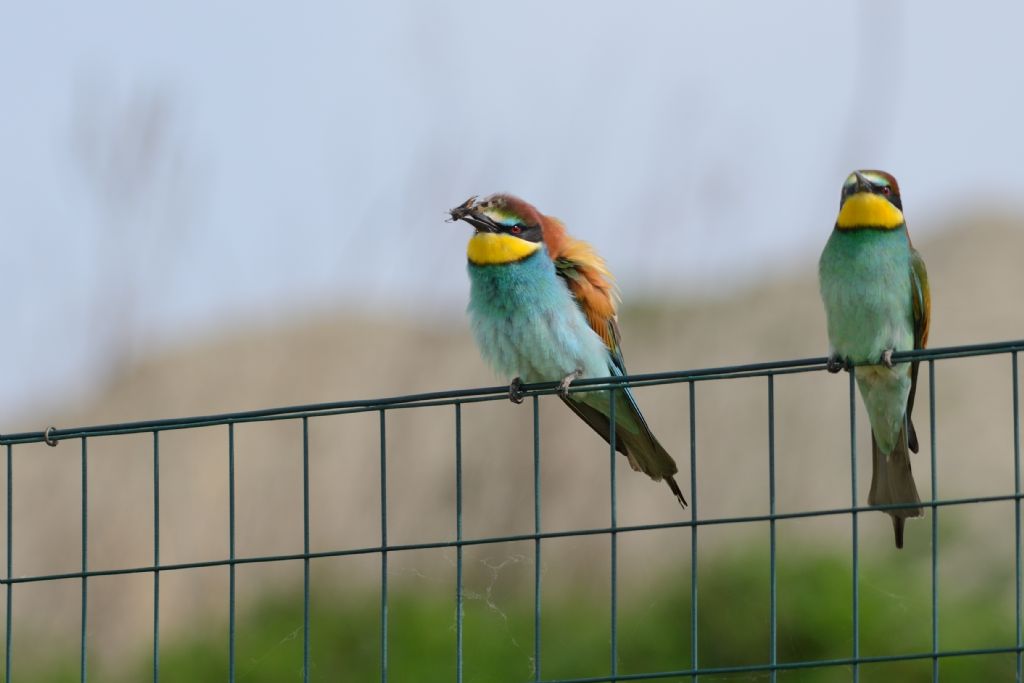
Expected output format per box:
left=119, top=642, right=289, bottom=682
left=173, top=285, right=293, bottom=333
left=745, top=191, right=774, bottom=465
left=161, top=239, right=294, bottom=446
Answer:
left=14, top=546, right=1018, bottom=682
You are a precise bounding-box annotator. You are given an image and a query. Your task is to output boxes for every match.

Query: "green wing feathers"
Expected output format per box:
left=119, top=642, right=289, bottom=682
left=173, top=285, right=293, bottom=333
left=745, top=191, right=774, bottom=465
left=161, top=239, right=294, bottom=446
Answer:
left=910, top=247, right=931, bottom=349
left=553, top=246, right=683, bottom=506
left=560, top=389, right=687, bottom=508
left=905, top=248, right=931, bottom=453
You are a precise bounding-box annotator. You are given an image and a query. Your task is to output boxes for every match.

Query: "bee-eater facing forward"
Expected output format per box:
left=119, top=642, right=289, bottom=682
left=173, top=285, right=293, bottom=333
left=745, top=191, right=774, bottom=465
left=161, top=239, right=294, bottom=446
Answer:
left=449, top=194, right=686, bottom=508
left=819, top=170, right=931, bottom=548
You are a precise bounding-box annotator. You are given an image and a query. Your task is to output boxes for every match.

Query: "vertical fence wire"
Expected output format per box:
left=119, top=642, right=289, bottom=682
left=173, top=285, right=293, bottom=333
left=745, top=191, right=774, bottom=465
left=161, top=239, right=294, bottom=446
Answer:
left=929, top=360, right=939, bottom=682
left=4, top=444, right=10, bottom=683
left=533, top=396, right=542, bottom=682
left=767, top=376, right=777, bottom=683
left=609, top=389, right=618, bottom=679
left=152, top=431, right=160, bottom=683
left=849, top=371, right=859, bottom=682
left=379, top=410, right=388, bottom=683
left=1013, top=352, right=1022, bottom=682
left=228, top=423, right=237, bottom=683
left=689, top=382, right=698, bottom=683
left=302, top=418, right=310, bottom=683
left=454, top=404, right=464, bottom=683
left=80, top=438, right=88, bottom=683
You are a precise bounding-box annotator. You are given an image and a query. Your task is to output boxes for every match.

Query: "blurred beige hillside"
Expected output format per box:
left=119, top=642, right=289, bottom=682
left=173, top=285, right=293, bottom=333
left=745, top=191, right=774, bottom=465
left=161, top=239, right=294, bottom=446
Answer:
left=4, top=212, right=1022, bottom=658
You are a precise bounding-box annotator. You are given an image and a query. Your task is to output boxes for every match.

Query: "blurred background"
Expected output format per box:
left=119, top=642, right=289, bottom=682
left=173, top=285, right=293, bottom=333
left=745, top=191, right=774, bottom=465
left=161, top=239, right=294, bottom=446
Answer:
left=2, top=0, right=1023, bottom=680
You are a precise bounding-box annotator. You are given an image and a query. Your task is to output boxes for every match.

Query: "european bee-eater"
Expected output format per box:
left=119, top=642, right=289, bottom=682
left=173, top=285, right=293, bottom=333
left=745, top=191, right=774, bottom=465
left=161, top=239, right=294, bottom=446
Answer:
left=449, top=194, right=686, bottom=508
left=819, top=170, right=931, bottom=548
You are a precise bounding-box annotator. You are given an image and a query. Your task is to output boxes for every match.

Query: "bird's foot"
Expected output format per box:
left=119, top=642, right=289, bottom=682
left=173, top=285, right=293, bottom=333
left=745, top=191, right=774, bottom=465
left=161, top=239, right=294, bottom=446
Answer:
left=826, top=355, right=852, bottom=374
left=508, top=377, right=526, bottom=404
left=558, top=369, right=583, bottom=399
left=880, top=349, right=895, bottom=368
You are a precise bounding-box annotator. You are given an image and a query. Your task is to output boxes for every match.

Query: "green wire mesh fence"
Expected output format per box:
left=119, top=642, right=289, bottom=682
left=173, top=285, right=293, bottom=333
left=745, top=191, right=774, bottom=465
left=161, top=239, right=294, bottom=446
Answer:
left=0, top=339, right=1022, bottom=682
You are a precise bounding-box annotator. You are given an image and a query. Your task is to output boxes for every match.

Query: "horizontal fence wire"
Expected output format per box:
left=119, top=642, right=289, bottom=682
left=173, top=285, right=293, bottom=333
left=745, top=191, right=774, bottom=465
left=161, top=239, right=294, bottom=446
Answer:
left=0, top=491, right=1019, bottom=586
left=1, top=338, right=1022, bottom=682
left=3, top=339, right=1023, bottom=446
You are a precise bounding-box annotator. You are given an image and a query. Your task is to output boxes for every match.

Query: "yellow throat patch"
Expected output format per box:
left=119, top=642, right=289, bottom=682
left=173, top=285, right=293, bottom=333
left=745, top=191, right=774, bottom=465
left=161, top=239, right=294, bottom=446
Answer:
left=467, top=232, right=541, bottom=265
left=836, top=193, right=905, bottom=230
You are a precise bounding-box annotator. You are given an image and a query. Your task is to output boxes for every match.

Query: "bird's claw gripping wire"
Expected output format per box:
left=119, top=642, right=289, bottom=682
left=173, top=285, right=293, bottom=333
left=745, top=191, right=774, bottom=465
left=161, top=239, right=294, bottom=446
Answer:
left=558, top=369, right=583, bottom=399
left=508, top=377, right=526, bottom=404
left=880, top=348, right=895, bottom=368
left=826, top=355, right=853, bottom=374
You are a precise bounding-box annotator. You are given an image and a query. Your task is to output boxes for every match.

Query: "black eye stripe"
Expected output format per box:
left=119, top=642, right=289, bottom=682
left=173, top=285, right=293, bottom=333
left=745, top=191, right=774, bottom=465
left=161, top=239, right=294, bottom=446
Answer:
left=500, top=223, right=543, bottom=242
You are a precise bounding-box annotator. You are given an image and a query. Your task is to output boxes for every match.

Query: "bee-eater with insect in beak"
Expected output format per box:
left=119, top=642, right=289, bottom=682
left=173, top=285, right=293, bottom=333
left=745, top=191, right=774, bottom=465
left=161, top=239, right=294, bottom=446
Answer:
left=819, top=170, right=931, bottom=548
left=449, top=194, right=686, bottom=508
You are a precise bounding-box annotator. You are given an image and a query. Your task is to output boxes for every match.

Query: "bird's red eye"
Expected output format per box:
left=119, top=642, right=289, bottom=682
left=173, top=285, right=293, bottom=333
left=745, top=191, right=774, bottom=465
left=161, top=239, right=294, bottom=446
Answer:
left=881, top=186, right=892, bottom=196
left=510, top=225, right=523, bottom=234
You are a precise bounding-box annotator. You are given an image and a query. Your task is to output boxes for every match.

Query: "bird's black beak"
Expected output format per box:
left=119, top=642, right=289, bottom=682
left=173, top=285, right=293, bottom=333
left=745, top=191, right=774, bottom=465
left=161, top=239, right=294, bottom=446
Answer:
left=853, top=171, right=873, bottom=194
left=448, top=196, right=498, bottom=233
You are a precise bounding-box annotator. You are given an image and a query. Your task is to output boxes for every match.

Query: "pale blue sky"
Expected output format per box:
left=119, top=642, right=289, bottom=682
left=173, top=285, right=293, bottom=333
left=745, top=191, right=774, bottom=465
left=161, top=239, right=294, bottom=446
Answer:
left=2, top=1, right=1023, bottom=415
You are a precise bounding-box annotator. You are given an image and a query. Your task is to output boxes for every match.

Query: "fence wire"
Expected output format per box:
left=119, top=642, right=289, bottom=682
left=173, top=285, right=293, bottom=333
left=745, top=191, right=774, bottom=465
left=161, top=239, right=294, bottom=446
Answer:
left=0, top=339, right=1022, bottom=682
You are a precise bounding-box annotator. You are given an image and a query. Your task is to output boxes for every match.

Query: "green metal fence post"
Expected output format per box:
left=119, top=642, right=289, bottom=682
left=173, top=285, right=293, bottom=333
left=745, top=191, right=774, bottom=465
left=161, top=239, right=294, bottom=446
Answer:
left=768, top=376, right=777, bottom=682
left=849, top=371, right=859, bottom=683
left=930, top=360, right=939, bottom=682
left=454, top=403, right=464, bottom=683
left=80, top=438, right=88, bottom=683
left=152, top=432, right=160, bottom=683
left=302, top=417, right=311, bottom=683
left=689, top=381, right=698, bottom=683
left=609, top=389, right=618, bottom=679
left=1013, top=352, right=1022, bottom=683
left=533, top=396, right=542, bottom=682
left=379, top=410, right=388, bottom=683
left=4, top=444, right=11, bottom=683
left=227, top=423, right=237, bottom=683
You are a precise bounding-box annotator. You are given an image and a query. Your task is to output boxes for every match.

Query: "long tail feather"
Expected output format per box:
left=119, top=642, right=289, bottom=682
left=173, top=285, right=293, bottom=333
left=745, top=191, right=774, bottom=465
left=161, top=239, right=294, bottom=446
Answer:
left=560, top=387, right=686, bottom=508
left=665, top=476, right=687, bottom=509
left=867, top=423, right=922, bottom=549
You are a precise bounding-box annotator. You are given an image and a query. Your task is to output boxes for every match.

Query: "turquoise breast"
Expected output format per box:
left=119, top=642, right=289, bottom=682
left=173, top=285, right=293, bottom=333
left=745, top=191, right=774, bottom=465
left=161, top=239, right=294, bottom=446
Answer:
left=818, top=228, right=914, bottom=363
left=467, top=249, right=611, bottom=383
left=818, top=227, right=915, bottom=453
